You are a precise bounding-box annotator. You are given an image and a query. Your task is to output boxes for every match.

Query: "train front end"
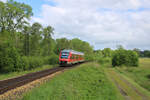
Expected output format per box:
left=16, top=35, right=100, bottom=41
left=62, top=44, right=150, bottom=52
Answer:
left=59, top=50, right=71, bottom=65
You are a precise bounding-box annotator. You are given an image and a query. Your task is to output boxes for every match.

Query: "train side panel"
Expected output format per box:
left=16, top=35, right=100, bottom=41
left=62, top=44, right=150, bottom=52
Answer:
left=59, top=50, right=84, bottom=66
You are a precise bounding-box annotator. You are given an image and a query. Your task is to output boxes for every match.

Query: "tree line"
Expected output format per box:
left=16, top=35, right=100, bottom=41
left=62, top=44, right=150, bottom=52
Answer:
left=0, top=0, right=149, bottom=73
left=133, top=49, right=150, bottom=58
left=0, top=0, right=93, bottom=72
left=94, top=47, right=139, bottom=67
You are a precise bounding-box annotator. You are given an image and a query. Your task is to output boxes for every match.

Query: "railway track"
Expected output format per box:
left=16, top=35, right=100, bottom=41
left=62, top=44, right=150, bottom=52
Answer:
left=0, top=62, right=84, bottom=95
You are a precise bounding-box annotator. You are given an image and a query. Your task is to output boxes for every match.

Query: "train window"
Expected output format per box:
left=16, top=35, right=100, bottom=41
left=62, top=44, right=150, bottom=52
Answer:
left=61, top=52, right=69, bottom=59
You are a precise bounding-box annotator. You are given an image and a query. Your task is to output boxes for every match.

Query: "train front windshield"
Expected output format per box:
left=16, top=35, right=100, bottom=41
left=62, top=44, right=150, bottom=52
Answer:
left=61, top=52, right=69, bottom=59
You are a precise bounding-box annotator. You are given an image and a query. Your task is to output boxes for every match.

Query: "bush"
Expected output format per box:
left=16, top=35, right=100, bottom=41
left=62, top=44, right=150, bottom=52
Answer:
left=0, top=43, right=58, bottom=72
left=21, top=56, right=58, bottom=70
left=85, top=53, right=95, bottom=61
left=0, top=46, right=22, bottom=72
left=28, top=57, right=43, bottom=69
left=48, top=54, right=59, bottom=65
left=43, top=56, right=50, bottom=65
left=112, top=49, right=139, bottom=67
left=22, top=56, right=30, bottom=70
left=98, top=57, right=111, bottom=65
left=22, top=56, right=47, bottom=70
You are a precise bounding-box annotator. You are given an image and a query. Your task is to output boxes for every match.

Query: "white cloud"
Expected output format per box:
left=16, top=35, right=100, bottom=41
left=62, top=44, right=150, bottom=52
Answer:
left=32, top=0, right=150, bottom=50
left=0, top=0, right=7, bottom=2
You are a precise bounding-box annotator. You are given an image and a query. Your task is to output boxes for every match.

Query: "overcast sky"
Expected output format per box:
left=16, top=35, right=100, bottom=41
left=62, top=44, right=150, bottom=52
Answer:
left=1, top=0, right=150, bottom=50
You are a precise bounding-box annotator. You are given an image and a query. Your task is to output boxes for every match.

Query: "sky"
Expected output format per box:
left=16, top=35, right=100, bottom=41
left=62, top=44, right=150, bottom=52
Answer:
left=1, top=0, right=150, bottom=50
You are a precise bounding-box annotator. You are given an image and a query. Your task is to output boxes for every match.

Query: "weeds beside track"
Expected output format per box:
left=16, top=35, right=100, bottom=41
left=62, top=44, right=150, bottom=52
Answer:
left=0, top=62, right=85, bottom=95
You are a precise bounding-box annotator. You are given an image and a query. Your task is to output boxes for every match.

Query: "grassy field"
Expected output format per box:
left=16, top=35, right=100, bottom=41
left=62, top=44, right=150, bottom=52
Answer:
left=0, top=65, right=57, bottom=81
left=2, top=58, right=149, bottom=100
left=115, top=58, right=150, bottom=92
left=21, top=62, right=123, bottom=100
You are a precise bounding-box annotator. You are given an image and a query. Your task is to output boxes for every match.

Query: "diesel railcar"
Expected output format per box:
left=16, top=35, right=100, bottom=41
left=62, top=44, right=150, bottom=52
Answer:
left=59, top=49, right=84, bottom=65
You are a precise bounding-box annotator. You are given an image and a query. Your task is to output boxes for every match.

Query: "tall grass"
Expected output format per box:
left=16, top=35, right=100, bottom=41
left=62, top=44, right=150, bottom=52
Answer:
left=21, top=63, right=123, bottom=100
left=115, top=58, right=150, bottom=91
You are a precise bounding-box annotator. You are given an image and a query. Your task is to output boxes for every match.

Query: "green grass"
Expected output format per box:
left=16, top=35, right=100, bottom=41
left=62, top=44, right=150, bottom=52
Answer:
left=115, top=58, right=150, bottom=91
left=21, top=62, right=123, bottom=100
left=0, top=65, right=57, bottom=80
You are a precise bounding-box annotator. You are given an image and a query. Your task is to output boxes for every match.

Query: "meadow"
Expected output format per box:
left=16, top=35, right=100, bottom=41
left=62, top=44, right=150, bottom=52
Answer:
left=21, top=62, right=123, bottom=100
left=1, top=58, right=150, bottom=100
left=115, top=58, right=150, bottom=91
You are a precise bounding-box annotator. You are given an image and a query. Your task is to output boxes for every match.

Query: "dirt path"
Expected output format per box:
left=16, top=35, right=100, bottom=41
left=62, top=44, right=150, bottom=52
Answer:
left=106, top=68, right=150, bottom=100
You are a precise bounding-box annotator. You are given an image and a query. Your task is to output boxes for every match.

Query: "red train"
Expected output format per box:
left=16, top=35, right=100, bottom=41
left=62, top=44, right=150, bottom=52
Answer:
left=59, top=49, right=84, bottom=65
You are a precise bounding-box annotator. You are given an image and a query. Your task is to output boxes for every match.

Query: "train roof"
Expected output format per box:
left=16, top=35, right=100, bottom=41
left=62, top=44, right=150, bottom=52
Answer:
left=61, top=49, right=84, bottom=55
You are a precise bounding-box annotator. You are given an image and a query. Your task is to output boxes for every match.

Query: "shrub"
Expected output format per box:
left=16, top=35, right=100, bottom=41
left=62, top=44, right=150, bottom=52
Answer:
left=22, top=56, right=45, bottom=70
left=21, top=56, right=57, bottom=70
left=0, top=43, right=58, bottom=72
left=28, top=57, right=43, bottom=69
left=48, top=54, right=59, bottom=65
left=0, top=46, right=22, bottom=72
left=84, top=53, right=95, bottom=61
left=98, top=57, right=111, bottom=65
left=127, top=50, right=139, bottom=66
left=112, top=49, right=139, bottom=67
left=43, top=56, right=50, bottom=65
left=22, top=56, right=30, bottom=70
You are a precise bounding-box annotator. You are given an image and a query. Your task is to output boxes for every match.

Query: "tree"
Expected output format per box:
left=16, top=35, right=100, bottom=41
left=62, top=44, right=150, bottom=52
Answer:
left=55, top=38, right=71, bottom=54
left=30, top=22, right=42, bottom=56
left=112, top=49, right=139, bottom=67
left=22, top=26, right=31, bottom=56
left=0, top=0, right=33, bottom=33
left=71, top=38, right=93, bottom=54
left=41, top=26, right=54, bottom=56
left=143, top=50, right=150, bottom=57
left=133, top=48, right=140, bottom=57
left=0, top=0, right=33, bottom=48
left=102, top=48, right=112, bottom=57
left=0, top=43, right=22, bottom=72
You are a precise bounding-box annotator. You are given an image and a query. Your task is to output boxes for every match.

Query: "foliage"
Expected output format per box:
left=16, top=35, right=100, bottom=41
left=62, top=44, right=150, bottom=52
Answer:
left=54, top=38, right=93, bottom=55
left=133, top=48, right=150, bottom=58
left=0, top=45, right=22, bottom=72
left=71, top=38, right=93, bottom=54
left=41, top=26, right=54, bottom=56
left=29, top=22, right=43, bottom=56
left=21, top=56, right=52, bottom=70
left=84, top=53, right=95, bottom=61
left=54, top=38, right=71, bottom=54
left=0, top=0, right=33, bottom=33
left=143, top=50, right=150, bottom=57
left=102, top=48, right=112, bottom=57
left=48, top=54, right=59, bottom=65
left=112, top=48, right=139, bottom=67
left=0, top=0, right=94, bottom=73
left=0, top=0, right=147, bottom=74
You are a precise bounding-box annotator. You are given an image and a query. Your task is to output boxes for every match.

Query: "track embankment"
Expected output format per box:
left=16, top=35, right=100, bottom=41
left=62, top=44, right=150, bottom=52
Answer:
left=0, top=62, right=84, bottom=96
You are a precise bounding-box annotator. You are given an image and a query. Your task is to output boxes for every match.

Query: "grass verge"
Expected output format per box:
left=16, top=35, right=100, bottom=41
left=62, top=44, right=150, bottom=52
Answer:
left=21, top=62, right=123, bottom=100
left=115, top=58, right=150, bottom=91
left=107, top=68, right=150, bottom=100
